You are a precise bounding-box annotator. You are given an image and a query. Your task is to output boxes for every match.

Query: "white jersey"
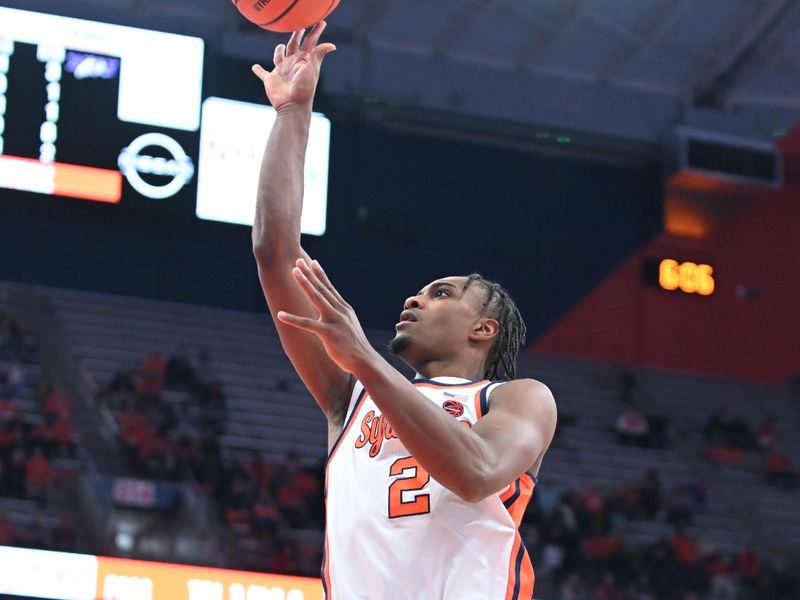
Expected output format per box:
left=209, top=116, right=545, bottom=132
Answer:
left=323, top=376, right=537, bottom=600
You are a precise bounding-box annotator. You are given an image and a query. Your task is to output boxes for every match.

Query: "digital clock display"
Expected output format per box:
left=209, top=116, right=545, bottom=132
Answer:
left=644, top=258, right=716, bottom=296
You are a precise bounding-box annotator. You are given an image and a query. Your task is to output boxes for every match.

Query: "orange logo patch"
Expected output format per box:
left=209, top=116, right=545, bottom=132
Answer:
left=442, top=400, right=465, bottom=417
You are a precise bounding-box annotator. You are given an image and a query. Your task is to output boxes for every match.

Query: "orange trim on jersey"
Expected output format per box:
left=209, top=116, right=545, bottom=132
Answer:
left=322, top=532, right=332, bottom=599
left=499, top=482, right=515, bottom=504
left=326, top=387, right=367, bottom=468
left=322, top=386, right=368, bottom=599
left=504, top=473, right=536, bottom=528
left=473, top=387, right=485, bottom=418
left=504, top=532, right=535, bottom=600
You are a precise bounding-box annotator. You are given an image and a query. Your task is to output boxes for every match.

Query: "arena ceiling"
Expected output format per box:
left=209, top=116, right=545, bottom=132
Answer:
left=8, top=0, right=800, bottom=160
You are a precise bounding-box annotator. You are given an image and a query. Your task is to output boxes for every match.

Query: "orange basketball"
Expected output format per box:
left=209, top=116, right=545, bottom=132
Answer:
left=232, top=0, right=340, bottom=33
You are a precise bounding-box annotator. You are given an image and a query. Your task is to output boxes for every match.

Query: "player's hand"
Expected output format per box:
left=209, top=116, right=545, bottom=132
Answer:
left=277, top=259, right=377, bottom=375
left=251, top=21, right=336, bottom=111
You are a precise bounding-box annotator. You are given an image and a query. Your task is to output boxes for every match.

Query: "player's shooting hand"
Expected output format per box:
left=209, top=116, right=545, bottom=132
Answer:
left=277, top=259, right=377, bottom=375
left=251, top=21, right=336, bottom=111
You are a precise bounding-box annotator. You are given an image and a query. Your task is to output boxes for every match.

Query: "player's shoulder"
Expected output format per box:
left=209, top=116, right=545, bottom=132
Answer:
left=489, top=378, right=556, bottom=411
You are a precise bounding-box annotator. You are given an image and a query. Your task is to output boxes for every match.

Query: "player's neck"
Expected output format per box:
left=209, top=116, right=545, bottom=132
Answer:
left=412, top=358, right=486, bottom=382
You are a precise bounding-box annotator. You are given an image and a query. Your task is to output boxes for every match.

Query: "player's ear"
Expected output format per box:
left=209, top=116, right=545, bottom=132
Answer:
left=469, top=318, right=499, bottom=342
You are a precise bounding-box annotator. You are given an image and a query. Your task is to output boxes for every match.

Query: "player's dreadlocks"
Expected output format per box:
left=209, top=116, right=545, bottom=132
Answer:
left=463, top=274, right=527, bottom=381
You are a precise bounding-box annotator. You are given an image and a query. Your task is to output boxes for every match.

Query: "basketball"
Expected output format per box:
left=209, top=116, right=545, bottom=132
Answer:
left=232, top=0, right=340, bottom=33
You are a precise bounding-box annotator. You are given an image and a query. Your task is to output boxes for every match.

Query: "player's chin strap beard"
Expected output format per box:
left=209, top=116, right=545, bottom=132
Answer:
left=387, top=334, right=411, bottom=355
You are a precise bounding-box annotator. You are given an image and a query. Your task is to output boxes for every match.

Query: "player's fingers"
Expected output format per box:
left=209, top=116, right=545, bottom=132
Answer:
left=296, top=260, right=341, bottom=309
left=292, top=264, right=337, bottom=315
left=301, top=21, right=326, bottom=51
left=273, top=44, right=286, bottom=67
left=312, top=43, right=337, bottom=63
left=311, top=260, right=348, bottom=307
left=277, top=311, right=322, bottom=333
left=251, top=64, right=269, bottom=81
left=286, top=28, right=305, bottom=55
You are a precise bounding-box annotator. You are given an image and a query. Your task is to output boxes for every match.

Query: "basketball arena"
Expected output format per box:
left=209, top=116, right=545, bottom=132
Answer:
left=0, top=2, right=798, bottom=599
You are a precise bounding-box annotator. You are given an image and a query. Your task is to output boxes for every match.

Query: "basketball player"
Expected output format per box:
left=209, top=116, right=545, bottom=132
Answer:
left=251, top=22, right=557, bottom=600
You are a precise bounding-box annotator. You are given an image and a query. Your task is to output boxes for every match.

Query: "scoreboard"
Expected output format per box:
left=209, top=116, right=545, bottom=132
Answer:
left=0, top=6, right=329, bottom=235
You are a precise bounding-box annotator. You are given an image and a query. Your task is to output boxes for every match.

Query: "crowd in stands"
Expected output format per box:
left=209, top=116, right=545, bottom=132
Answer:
left=98, top=348, right=326, bottom=575
left=217, top=450, right=324, bottom=575
left=703, top=408, right=797, bottom=489
left=0, top=306, right=78, bottom=553
left=5, top=310, right=798, bottom=598
left=1, top=309, right=77, bottom=502
left=0, top=513, right=76, bottom=553
left=98, top=347, right=226, bottom=485
left=614, top=371, right=669, bottom=449
left=524, top=471, right=796, bottom=599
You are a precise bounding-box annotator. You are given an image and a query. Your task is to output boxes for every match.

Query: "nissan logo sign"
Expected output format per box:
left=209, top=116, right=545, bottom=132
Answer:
left=118, top=133, right=194, bottom=199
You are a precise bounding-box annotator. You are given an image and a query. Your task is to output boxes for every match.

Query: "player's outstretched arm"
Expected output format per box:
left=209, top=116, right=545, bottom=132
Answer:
left=251, top=24, right=353, bottom=425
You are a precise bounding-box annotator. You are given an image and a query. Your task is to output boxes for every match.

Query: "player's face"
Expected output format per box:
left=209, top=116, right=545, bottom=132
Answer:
left=389, top=276, right=488, bottom=364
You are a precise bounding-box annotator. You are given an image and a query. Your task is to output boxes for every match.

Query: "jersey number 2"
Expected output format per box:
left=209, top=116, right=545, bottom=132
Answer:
left=388, top=456, right=430, bottom=518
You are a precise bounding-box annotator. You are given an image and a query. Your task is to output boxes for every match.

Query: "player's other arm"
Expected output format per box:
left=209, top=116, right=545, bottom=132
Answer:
left=250, top=25, right=353, bottom=423
left=358, top=365, right=557, bottom=503
left=464, top=380, right=557, bottom=500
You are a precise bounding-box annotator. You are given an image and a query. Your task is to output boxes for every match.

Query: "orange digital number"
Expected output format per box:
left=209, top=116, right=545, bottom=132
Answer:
left=678, top=261, right=698, bottom=293
left=658, top=259, right=715, bottom=296
left=696, top=264, right=715, bottom=296
left=659, top=259, right=680, bottom=291
left=388, top=456, right=430, bottom=519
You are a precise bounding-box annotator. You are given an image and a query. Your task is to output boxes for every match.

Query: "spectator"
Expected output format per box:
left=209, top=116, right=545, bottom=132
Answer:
left=49, top=415, right=77, bottom=457
left=757, top=416, right=776, bottom=449
left=706, top=554, right=737, bottom=600
left=644, top=406, right=669, bottom=448
left=540, top=536, right=566, bottom=577
left=592, top=572, right=623, bottom=600
left=615, top=407, right=649, bottom=446
left=625, top=573, right=657, bottom=600
left=164, top=346, right=196, bottom=390
left=25, top=446, right=53, bottom=501
left=0, top=310, right=23, bottom=360
left=533, top=479, right=560, bottom=518
left=0, top=516, right=16, bottom=546
left=696, top=531, right=719, bottom=563
left=1, top=360, right=25, bottom=398
left=52, top=515, right=76, bottom=552
left=705, top=409, right=756, bottom=450
left=251, top=486, right=281, bottom=535
left=0, top=396, right=16, bottom=421
left=765, top=448, right=796, bottom=489
left=8, top=446, right=27, bottom=497
left=25, top=514, right=53, bottom=549
left=104, top=368, right=137, bottom=396
left=560, top=573, right=587, bottom=600
left=43, top=387, right=72, bottom=420
left=609, top=481, right=638, bottom=522
left=665, top=484, right=695, bottom=527
left=137, top=352, right=165, bottom=398
left=582, top=524, right=624, bottom=573
left=671, top=527, right=698, bottom=563
left=637, top=470, right=661, bottom=519
left=685, top=480, right=707, bottom=514
left=703, top=408, right=728, bottom=446
left=736, top=545, right=763, bottom=587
